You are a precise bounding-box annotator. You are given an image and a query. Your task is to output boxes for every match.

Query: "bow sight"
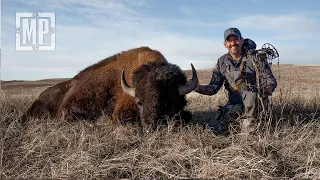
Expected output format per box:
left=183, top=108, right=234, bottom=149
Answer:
left=247, top=42, right=280, bottom=67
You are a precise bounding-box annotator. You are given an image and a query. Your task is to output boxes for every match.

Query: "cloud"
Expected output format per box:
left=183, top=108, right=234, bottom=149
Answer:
left=178, top=5, right=195, bottom=17
left=1, top=1, right=320, bottom=80
left=2, top=19, right=224, bottom=80
left=229, top=13, right=320, bottom=40
left=10, top=67, right=70, bottom=73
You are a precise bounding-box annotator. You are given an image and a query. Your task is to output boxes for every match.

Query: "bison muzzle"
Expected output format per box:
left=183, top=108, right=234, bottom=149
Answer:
left=121, top=61, right=198, bottom=133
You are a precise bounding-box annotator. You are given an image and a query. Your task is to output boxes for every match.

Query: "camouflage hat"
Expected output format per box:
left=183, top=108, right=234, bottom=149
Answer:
left=224, top=27, right=242, bottom=41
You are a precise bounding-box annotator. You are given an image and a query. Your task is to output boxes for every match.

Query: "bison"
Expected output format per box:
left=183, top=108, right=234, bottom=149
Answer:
left=21, top=46, right=198, bottom=133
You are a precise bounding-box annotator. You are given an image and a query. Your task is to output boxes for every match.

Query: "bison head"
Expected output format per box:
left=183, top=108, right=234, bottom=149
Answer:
left=121, top=61, right=198, bottom=133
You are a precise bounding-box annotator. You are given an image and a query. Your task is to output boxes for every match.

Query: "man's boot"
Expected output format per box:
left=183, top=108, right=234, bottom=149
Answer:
left=240, top=117, right=257, bottom=133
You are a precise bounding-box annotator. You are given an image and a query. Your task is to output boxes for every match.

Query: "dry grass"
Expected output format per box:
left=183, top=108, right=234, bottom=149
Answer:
left=1, top=64, right=320, bottom=179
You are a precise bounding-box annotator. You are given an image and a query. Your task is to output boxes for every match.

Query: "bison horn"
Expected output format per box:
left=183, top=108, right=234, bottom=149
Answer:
left=121, top=68, right=136, bottom=97
left=178, top=63, right=198, bottom=95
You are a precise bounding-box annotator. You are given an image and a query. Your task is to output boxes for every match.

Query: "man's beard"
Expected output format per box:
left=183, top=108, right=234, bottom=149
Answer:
left=229, top=45, right=240, bottom=55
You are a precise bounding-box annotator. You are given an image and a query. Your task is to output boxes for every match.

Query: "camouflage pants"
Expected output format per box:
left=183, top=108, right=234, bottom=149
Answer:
left=196, top=91, right=263, bottom=135
left=206, top=103, right=243, bottom=135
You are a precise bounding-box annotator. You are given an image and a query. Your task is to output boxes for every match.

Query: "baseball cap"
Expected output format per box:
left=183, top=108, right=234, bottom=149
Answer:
left=224, top=27, right=242, bottom=41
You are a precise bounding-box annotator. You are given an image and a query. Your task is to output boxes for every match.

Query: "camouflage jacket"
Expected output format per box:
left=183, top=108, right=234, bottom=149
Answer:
left=195, top=48, right=277, bottom=105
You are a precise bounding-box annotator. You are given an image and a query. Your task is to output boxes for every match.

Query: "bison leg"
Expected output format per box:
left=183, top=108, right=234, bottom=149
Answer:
left=55, top=89, right=92, bottom=120
left=56, top=83, right=77, bottom=119
left=112, top=93, right=139, bottom=122
left=20, top=80, right=71, bottom=125
left=20, top=100, right=52, bottom=126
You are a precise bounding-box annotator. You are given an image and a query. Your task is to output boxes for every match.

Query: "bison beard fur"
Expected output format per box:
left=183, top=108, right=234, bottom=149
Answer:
left=21, top=46, right=198, bottom=133
left=129, top=61, right=194, bottom=132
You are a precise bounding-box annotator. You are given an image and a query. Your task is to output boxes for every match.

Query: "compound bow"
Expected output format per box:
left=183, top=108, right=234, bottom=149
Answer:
left=246, top=42, right=280, bottom=115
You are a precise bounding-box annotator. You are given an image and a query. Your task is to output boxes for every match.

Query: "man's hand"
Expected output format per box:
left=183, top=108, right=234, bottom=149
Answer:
left=264, top=85, right=273, bottom=95
left=187, top=79, right=200, bottom=92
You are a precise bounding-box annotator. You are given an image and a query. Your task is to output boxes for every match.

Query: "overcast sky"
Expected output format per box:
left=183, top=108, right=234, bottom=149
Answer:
left=1, top=0, right=320, bottom=80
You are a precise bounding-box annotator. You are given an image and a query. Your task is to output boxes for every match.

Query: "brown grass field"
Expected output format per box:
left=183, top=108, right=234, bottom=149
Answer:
left=1, top=64, right=320, bottom=179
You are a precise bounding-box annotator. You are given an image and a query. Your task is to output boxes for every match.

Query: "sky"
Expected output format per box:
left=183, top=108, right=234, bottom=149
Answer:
left=1, top=0, right=320, bottom=81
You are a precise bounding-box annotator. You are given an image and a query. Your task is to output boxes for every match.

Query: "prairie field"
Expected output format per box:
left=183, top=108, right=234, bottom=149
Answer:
left=1, top=64, right=320, bottom=179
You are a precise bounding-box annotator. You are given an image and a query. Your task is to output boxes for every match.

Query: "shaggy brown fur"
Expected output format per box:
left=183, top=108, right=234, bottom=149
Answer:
left=21, top=47, right=168, bottom=123
left=130, top=60, right=193, bottom=132
left=21, top=79, right=71, bottom=121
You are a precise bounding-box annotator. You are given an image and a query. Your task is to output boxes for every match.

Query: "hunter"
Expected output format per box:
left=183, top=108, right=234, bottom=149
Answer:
left=194, top=27, right=277, bottom=135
